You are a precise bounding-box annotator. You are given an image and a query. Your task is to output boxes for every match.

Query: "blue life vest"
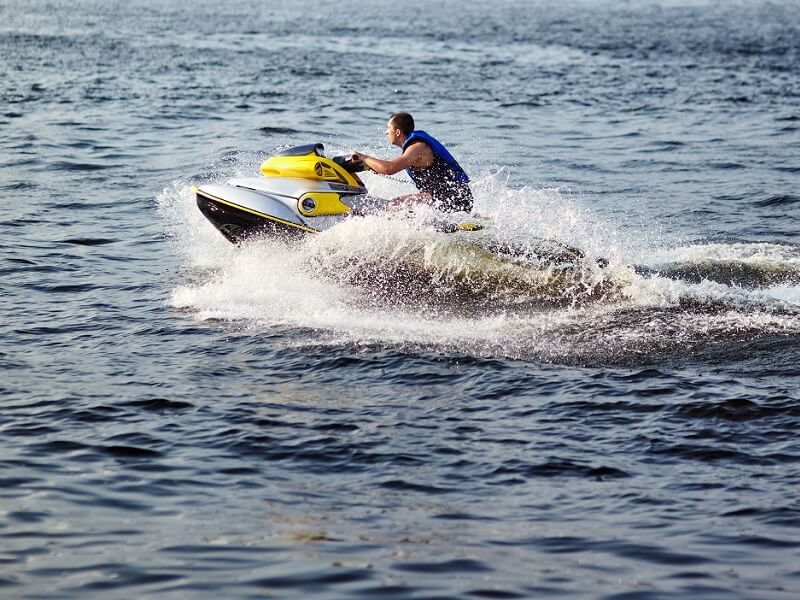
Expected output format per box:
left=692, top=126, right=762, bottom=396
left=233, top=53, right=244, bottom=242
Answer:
left=402, top=130, right=470, bottom=187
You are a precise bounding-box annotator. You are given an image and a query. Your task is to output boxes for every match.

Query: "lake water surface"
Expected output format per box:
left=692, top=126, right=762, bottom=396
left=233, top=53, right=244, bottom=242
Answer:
left=2, top=1, right=800, bottom=598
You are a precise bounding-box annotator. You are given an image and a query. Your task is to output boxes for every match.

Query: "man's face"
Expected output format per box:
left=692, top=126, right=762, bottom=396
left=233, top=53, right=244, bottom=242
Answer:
left=385, top=121, right=400, bottom=146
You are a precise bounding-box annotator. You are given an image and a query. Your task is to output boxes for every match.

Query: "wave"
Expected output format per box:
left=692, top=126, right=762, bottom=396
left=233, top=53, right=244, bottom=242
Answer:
left=645, top=242, right=800, bottom=288
left=754, top=194, right=799, bottom=208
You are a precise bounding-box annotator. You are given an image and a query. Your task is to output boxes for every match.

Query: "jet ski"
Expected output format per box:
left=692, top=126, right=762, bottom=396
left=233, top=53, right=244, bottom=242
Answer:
left=195, top=143, right=366, bottom=243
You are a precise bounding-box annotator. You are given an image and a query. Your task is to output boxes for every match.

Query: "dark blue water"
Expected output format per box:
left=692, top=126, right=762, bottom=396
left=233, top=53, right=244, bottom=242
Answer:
left=2, top=0, right=800, bottom=598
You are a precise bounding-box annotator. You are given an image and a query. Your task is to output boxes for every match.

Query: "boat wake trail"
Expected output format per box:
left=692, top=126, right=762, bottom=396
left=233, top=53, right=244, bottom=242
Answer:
left=644, top=242, right=800, bottom=290
left=158, top=168, right=800, bottom=365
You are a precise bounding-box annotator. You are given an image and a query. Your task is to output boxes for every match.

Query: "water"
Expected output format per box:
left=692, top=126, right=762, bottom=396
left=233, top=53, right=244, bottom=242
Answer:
left=2, top=0, right=800, bottom=597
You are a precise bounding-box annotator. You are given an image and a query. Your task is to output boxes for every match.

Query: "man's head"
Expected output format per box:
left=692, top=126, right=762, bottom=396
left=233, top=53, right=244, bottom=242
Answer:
left=386, top=112, right=415, bottom=147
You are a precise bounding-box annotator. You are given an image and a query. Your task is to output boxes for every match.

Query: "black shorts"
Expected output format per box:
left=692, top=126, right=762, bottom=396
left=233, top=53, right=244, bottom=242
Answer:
left=431, top=183, right=473, bottom=213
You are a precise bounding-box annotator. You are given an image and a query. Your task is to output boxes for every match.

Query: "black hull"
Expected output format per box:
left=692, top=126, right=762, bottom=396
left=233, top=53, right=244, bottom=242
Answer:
left=196, top=192, right=313, bottom=244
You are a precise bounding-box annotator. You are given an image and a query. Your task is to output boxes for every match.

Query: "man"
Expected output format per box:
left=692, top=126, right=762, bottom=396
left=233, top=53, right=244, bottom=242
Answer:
left=350, top=113, right=473, bottom=213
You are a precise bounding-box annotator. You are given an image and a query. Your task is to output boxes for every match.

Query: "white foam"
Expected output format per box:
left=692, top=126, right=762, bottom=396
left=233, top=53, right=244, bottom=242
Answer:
left=649, top=241, right=800, bottom=266
left=763, top=285, right=800, bottom=307
left=157, top=161, right=800, bottom=360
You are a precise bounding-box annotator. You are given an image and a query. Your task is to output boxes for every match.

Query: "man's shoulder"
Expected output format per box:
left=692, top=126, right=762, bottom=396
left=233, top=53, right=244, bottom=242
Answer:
left=404, top=139, right=433, bottom=154
left=402, top=139, right=433, bottom=169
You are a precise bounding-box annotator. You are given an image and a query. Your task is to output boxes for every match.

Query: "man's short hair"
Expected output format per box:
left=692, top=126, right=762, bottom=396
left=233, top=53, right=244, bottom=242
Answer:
left=389, top=112, right=415, bottom=135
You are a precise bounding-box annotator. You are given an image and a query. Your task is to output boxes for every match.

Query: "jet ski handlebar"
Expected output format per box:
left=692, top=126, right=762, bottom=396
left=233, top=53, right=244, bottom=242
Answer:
left=332, top=155, right=369, bottom=174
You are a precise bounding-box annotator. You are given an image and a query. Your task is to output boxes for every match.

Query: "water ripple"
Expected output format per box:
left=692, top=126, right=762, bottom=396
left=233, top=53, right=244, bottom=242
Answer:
left=2, top=0, right=800, bottom=598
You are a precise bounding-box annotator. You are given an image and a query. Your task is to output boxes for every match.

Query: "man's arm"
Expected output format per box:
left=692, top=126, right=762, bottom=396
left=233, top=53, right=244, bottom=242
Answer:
left=351, top=143, right=431, bottom=175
